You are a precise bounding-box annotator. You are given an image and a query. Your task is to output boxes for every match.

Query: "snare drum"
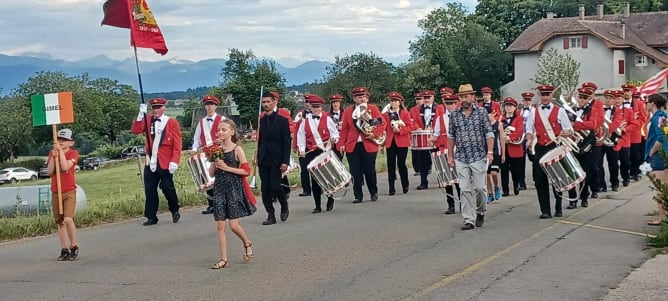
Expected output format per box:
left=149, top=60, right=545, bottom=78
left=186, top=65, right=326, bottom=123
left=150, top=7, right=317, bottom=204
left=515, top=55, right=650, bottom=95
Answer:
left=411, top=130, right=434, bottom=150
left=307, top=150, right=352, bottom=195
left=187, top=152, right=215, bottom=192
left=431, top=150, right=457, bottom=186
left=538, top=146, right=586, bottom=192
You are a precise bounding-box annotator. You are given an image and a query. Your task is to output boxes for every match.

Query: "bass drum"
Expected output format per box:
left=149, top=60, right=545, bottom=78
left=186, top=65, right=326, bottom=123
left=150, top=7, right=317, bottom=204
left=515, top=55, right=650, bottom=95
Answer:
left=307, top=150, right=352, bottom=195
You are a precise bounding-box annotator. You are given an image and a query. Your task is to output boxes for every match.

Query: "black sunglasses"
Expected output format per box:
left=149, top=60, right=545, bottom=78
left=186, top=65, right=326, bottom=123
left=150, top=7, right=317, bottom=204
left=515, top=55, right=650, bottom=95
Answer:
left=151, top=105, right=164, bottom=109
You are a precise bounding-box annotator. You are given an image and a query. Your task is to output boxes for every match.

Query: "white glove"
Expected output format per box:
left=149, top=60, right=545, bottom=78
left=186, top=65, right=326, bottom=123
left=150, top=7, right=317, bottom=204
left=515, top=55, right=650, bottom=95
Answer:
left=168, top=162, right=178, bottom=174
left=137, top=104, right=148, bottom=121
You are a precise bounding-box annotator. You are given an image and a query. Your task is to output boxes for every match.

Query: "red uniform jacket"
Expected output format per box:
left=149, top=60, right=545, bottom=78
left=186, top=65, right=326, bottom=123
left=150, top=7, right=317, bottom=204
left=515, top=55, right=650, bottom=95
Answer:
left=302, top=113, right=333, bottom=152
left=383, top=109, right=413, bottom=148
left=410, top=104, right=444, bottom=130
left=197, top=115, right=223, bottom=147
left=534, top=108, right=562, bottom=146
left=573, top=99, right=604, bottom=132
left=339, top=103, right=387, bottom=153
left=132, top=117, right=182, bottom=169
left=628, top=99, right=646, bottom=144
left=501, top=113, right=525, bottom=158
left=432, top=111, right=453, bottom=152
left=409, top=105, right=421, bottom=130
left=479, top=101, right=502, bottom=119
left=613, top=106, right=637, bottom=151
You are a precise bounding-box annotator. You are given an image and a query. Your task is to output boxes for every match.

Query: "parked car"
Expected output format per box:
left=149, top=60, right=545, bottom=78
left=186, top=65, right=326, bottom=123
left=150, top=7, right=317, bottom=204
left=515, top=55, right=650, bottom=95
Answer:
left=0, top=167, right=38, bottom=184
left=81, top=157, right=110, bottom=170
left=39, top=162, right=80, bottom=178
left=121, top=146, right=146, bottom=158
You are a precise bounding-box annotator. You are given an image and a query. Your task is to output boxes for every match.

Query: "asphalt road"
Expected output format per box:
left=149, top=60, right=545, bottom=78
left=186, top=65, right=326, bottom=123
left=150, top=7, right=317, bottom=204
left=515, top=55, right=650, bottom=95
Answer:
left=0, top=171, right=657, bottom=301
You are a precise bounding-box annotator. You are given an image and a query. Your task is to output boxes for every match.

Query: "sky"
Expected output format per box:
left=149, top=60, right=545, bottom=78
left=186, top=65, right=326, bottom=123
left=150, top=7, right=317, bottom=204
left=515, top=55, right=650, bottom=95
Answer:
left=0, top=0, right=478, bottom=66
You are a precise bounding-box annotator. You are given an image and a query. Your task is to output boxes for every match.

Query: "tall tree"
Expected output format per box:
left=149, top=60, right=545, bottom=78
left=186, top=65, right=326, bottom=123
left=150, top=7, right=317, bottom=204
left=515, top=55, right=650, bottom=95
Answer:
left=395, top=60, right=443, bottom=108
left=533, top=48, right=581, bottom=98
left=475, top=0, right=543, bottom=49
left=321, top=52, right=397, bottom=104
left=0, top=97, right=32, bottom=162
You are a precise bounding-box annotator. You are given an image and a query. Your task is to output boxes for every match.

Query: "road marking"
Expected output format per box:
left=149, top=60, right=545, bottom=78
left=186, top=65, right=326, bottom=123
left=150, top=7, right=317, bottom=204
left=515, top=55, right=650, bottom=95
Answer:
left=556, top=219, right=657, bottom=238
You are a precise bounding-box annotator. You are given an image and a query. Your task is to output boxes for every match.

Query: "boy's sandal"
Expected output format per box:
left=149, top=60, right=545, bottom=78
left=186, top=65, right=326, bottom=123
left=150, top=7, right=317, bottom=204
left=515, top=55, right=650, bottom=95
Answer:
left=243, top=241, right=253, bottom=263
left=211, top=259, right=228, bottom=269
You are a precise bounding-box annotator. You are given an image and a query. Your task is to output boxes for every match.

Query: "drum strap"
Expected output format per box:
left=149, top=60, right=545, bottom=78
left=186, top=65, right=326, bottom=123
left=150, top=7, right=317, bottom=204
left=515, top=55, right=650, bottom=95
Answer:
left=538, top=108, right=558, bottom=144
left=201, top=118, right=214, bottom=146
left=307, top=117, right=329, bottom=151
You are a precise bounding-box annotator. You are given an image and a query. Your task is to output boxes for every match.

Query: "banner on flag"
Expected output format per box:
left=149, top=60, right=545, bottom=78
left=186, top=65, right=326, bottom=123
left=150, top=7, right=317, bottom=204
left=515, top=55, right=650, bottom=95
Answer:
left=31, top=92, right=75, bottom=126
left=639, top=68, right=668, bottom=98
left=101, top=0, right=168, bottom=55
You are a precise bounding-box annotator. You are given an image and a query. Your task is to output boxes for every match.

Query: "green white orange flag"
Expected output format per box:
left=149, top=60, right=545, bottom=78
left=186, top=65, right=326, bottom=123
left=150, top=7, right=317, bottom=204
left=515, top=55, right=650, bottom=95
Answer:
left=31, top=92, right=75, bottom=126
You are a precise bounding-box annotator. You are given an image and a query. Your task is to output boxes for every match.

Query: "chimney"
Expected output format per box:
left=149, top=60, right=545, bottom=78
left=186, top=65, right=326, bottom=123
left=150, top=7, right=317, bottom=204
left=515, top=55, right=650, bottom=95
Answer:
left=546, top=11, right=554, bottom=19
left=624, top=2, right=630, bottom=18
left=597, top=4, right=604, bottom=19
left=578, top=4, right=585, bottom=20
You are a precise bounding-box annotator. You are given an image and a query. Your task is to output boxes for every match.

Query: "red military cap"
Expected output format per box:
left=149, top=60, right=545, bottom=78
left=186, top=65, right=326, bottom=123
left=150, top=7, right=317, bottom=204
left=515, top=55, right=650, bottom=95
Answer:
left=202, top=95, right=220, bottom=105
left=503, top=97, right=518, bottom=106
left=613, top=90, right=625, bottom=97
left=481, top=86, right=493, bottom=94
left=621, top=83, right=635, bottom=91
left=387, top=91, right=404, bottom=102
left=306, top=94, right=325, bottom=105
left=603, top=89, right=615, bottom=97
left=329, top=94, right=344, bottom=102
left=521, top=91, right=535, bottom=100
left=149, top=98, right=167, bottom=106
left=632, top=91, right=641, bottom=98
left=577, top=87, right=591, bottom=97
left=581, top=82, right=597, bottom=93
left=414, top=92, right=424, bottom=99
left=536, top=84, right=555, bottom=95
left=443, top=94, right=459, bottom=103
left=439, top=87, right=455, bottom=95
left=351, top=86, right=370, bottom=96
left=421, top=90, right=435, bottom=97
left=270, top=91, right=281, bottom=100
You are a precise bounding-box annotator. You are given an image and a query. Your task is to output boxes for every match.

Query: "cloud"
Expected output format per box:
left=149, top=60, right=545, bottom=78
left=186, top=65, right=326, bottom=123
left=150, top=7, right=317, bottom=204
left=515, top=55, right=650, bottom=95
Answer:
left=0, top=0, right=479, bottom=65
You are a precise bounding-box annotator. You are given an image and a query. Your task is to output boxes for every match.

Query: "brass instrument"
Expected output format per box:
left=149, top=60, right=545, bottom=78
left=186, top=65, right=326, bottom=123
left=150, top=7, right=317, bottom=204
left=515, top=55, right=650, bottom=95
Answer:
left=381, top=103, right=391, bottom=114
left=601, top=116, right=625, bottom=147
left=555, top=95, right=595, bottom=154
left=391, top=119, right=406, bottom=131
left=352, top=103, right=386, bottom=145
left=504, top=126, right=525, bottom=144
left=293, top=111, right=303, bottom=124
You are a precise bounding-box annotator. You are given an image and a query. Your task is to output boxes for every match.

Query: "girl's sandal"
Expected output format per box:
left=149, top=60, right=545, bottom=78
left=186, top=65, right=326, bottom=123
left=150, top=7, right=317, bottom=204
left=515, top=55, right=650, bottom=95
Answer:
left=211, top=259, right=228, bottom=269
left=243, top=241, right=253, bottom=263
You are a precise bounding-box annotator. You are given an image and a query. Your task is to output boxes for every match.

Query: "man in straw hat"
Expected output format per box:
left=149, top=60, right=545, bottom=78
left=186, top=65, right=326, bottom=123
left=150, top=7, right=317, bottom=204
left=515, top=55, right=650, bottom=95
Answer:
left=447, top=84, right=494, bottom=230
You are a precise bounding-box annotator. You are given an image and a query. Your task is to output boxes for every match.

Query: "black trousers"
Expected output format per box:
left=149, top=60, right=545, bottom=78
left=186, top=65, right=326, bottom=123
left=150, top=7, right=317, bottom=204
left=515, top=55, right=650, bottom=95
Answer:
left=298, top=156, right=311, bottom=194
left=519, top=154, right=527, bottom=188
left=598, top=145, right=620, bottom=189
left=445, top=184, right=460, bottom=209
left=412, top=149, right=420, bottom=173
left=206, top=189, right=214, bottom=208
left=533, top=144, right=569, bottom=215
left=630, top=142, right=643, bottom=177
left=143, top=166, right=180, bottom=220
left=575, top=148, right=596, bottom=201
left=500, top=150, right=524, bottom=194
left=386, top=140, right=409, bottom=193
left=587, top=145, right=601, bottom=194
left=304, top=150, right=333, bottom=209
left=619, top=147, right=631, bottom=182
left=346, top=142, right=378, bottom=200
left=333, top=149, right=344, bottom=161
left=259, top=162, right=288, bottom=218
left=418, top=149, right=433, bottom=186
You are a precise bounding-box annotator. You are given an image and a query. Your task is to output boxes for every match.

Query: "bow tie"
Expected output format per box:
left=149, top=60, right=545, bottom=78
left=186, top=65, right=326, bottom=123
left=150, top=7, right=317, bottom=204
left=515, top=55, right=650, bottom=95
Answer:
left=152, top=117, right=161, bottom=122
left=541, top=105, right=551, bottom=110
left=523, top=107, right=530, bottom=111
left=623, top=101, right=631, bottom=105
left=312, top=115, right=320, bottom=120
left=206, top=118, right=213, bottom=122
left=604, top=107, right=612, bottom=111
left=575, top=107, right=583, bottom=112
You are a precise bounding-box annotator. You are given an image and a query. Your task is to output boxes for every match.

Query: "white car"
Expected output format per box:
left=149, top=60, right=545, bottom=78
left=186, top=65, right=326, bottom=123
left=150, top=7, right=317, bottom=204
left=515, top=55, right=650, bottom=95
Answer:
left=0, top=167, right=38, bottom=184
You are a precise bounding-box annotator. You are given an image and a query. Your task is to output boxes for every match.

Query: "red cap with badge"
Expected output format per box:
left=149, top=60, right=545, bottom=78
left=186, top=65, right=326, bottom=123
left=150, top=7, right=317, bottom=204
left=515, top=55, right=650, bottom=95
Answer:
left=613, top=90, right=625, bottom=97
left=581, top=82, right=597, bottom=94
left=577, top=88, right=591, bottom=97
left=536, top=84, right=555, bottom=95
left=149, top=98, right=167, bottom=106
left=603, top=89, right=615, bottom=97
left=621, top=83, right=635, bottom=91
left=440, top=87, right=455, bottom=95
left=503, top=97, right=518, bottom=106
left=269, top=91, right=281, bottom=100
left=521, top=92, right=535, bottom=100
left=352, top=86, right=370, bottom=96
left=202, top=95, right=220, bottom=105
left=421, top=90, right=435, bottom=97
left=443, top=94, right=459, bottom=103
left=329, top=94, right=344, bottom=102
left=481, top=87, right=493, bottom=94
left=387, top=91, right=404, bottom=102
left=306, top=94, right=325, bottom=105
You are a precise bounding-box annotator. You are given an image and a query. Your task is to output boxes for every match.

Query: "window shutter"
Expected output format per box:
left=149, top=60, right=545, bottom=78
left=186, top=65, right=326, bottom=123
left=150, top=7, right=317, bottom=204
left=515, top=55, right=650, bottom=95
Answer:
left=582, top=36, right=588, bottom=49
left=618, top=60, right=625, bottom=74
left=563, top=37, right=570, bottom=49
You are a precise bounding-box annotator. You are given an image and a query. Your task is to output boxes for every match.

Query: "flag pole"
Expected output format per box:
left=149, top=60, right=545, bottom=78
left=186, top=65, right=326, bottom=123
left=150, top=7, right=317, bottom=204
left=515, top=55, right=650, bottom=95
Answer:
left=134, top=46, right=149, bottom=187
left=51, top=125, right=63, bottom=215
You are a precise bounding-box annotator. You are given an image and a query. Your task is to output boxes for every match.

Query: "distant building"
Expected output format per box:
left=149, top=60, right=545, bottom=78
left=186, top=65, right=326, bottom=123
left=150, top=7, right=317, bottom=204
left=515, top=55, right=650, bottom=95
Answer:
left=501, top=4, right=668, bottom=98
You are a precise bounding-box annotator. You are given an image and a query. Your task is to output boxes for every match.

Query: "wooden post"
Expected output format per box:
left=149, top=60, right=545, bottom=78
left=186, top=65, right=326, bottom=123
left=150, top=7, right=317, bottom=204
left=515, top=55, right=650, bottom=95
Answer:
left=52, top=125, right=63, bottom=215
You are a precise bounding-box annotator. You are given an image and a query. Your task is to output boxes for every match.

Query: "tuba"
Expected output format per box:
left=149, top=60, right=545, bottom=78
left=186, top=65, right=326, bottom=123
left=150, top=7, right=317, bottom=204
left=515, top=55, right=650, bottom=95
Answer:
left=504, top=126, right=525, bottom=144
left=555, top=95, right=595, bottom=154
left=352, top=103, right=386, bottom=145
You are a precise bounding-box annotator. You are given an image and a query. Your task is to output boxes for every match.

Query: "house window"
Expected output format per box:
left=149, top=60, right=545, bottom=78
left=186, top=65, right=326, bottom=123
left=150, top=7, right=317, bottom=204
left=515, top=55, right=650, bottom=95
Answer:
left=570, top=36, right=582, bottom=48
left=635, top=54, right=648, bottom=67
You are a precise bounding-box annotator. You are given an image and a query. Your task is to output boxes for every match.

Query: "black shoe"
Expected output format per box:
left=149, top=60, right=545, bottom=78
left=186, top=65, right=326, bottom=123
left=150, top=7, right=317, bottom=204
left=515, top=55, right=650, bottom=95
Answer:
left=69, top=246, right=79, bottom=261
left=285, top=193, right=290, bottom=200
left=554, top=212, right=563, bottom=217
left=502, top=192, right=510, bottom=197
left=539, top=214, right=552, bottom=219
left=143, top=218, right=158, bottom=226
left=201, top=207, right=214, bottom=214
left=403, top=187, right=409, bottom=194
left=461, top=223, right=475, bottom=230
left=416, top=185, right=428, bottom=190
left=581, top=200, right=588, bottom=207
left=370, top=194, right=378, bottom=202
left=566, top=202, right=577, bottom=209
left=622, top=181, right=629, bottom=187
left=388, top=191, right=395, bottom=196
left=514, top=186, right=520, bottom=195
left=612, top=186, right=619, bottom=192
left=634, top=175, right=641, bottom=181
left=326, top=197, right=334, bottom=211
left=590, top=192, right=598, bottom=199
left=475, top=214, right=485, bottom=227
left=519, top=185, right=527, bottom=191
left=413, top=172, right=420, bottom=176
left=444, top=207, right=455, bottom=215
left=312, top=208, right=322, bottom=214
left=299, top=192, right=311, bottom=197
left=172, top=212, right=181, bottom=223
left=353, top=199, right=363, bottom=204
left=280, top=209, right=289, bottom=221
left=56, top=248, right=70, bottom=261
left=262, top=218, right=276, bottom=225
left=598, top=187, right=607, bottom=193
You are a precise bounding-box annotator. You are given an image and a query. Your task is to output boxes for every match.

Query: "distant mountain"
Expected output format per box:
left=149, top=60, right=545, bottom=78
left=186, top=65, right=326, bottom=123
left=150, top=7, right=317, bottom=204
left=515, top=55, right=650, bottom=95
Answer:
left=0, top=54, right=331, bottom=95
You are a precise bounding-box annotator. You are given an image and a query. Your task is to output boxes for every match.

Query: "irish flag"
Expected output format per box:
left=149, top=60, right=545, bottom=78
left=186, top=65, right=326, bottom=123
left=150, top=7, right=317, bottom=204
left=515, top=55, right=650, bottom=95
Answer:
left=31, top=92, right=75, bottom=126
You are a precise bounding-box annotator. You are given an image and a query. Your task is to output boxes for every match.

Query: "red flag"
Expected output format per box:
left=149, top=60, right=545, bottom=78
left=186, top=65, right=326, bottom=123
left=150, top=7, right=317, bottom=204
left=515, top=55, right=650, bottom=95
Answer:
left=102, top=0, right=168, bottom=55
left=639, top=68, right=668, bottom=98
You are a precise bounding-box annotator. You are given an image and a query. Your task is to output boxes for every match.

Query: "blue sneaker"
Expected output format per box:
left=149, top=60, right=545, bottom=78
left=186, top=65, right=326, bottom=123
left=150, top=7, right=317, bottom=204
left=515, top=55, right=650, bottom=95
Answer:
left=494, top=187, right=502, bottom=200
left=487, top=195, right=494, bottom=204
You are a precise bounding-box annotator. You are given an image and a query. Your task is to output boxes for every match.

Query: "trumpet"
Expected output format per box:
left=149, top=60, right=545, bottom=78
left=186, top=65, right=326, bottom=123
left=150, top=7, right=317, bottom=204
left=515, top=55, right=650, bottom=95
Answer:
left=504, top=126, right=525, bottom=144
left=555, top=95, right=594, bottom=154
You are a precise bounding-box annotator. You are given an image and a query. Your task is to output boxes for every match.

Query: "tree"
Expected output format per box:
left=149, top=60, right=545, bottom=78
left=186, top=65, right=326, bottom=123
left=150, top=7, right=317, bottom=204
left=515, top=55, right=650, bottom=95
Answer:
left=0, top=97, right=32, bottom=162
left=532, top=48, right=581, bottom=97
left=320, top=52, right=397, bottom=104
left=475, top=0, right=544, bottom=48
left=395, top=60, right=442, bottom=108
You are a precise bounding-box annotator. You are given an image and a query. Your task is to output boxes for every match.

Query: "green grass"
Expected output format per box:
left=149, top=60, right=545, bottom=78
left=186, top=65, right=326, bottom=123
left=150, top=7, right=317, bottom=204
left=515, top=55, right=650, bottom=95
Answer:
left=0, top=142, right=412, bottom=241
left=165, top=107, right=184, bottom=117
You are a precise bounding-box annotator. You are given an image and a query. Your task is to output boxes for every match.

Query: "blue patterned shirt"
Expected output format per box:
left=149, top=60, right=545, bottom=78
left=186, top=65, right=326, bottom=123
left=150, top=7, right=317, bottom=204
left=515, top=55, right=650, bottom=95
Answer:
left=448, top=106, right=494, bottom=164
